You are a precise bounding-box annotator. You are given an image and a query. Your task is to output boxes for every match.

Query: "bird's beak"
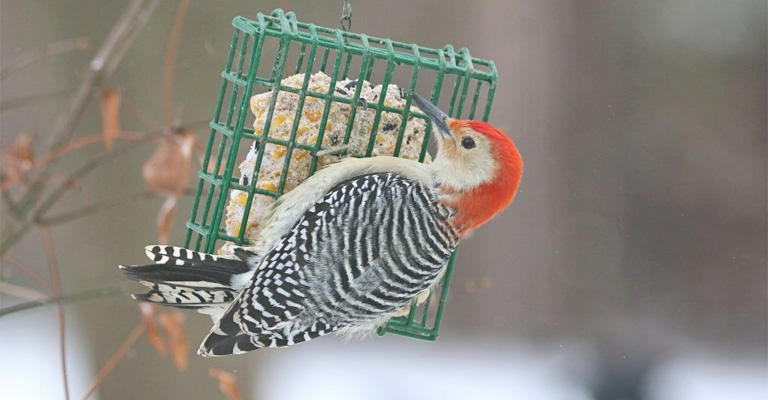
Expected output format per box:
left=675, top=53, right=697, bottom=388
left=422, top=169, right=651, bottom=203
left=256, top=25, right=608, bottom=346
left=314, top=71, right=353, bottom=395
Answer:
left=411, top=92, right=453, bottom=141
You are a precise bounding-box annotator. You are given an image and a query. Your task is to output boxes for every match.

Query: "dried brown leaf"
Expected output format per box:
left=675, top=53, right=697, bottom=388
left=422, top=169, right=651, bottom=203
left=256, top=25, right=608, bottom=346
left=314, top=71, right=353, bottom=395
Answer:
left=478, top=277, right=492, bottom=290
left=209, top=368, right=242, bottom=400
left=158, top=310, right=189, bottom=371
left=4, top=132, right=35, bottom=164
left=0, top=132, right=35, bottom=188
left=142, top=128, right=195, bottom=196
left=138, top=303, right=166, bottom=356
left=100, top=89, right=121, bottom=151
left=156, top=196, right=177, bottom=244
left=461, top=277, right=493, bottom=293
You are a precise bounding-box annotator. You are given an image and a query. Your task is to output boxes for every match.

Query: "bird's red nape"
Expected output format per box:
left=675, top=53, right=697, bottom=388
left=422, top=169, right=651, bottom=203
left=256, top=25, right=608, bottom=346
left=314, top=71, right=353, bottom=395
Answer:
left=445, top=120, right=524, bottom=235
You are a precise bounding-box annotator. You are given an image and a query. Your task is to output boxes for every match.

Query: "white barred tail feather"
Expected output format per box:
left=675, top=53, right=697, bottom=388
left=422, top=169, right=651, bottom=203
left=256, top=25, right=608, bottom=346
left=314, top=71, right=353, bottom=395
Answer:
left=198, top=316, right=331, bottom=356
left=121, top=245, right=254, bottom=309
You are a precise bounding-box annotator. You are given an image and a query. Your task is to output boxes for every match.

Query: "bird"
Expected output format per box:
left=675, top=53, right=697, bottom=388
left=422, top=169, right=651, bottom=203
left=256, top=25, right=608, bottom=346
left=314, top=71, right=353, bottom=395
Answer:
left=121, top=93, right=524, bottom=357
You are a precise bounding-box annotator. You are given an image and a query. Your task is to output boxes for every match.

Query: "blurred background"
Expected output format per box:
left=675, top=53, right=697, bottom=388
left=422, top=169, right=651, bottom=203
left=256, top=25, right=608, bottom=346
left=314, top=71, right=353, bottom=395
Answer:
left=1, top=1, right=765, bottom=399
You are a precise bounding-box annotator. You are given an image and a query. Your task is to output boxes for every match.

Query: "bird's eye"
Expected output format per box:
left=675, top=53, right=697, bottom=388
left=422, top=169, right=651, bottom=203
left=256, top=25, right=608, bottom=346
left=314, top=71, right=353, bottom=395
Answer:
left=461, top=136, right=476, bottom=149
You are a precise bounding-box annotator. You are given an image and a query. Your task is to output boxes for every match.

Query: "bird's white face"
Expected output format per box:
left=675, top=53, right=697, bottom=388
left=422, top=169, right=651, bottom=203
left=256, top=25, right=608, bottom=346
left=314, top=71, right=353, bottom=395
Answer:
left=431, top=121, right=499, bottom=190
left=410, top=93, right=500, bottom=191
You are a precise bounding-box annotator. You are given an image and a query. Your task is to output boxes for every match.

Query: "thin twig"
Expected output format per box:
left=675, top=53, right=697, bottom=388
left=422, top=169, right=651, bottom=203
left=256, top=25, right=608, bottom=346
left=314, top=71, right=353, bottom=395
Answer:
left=0, top=37, right=89, bottom=82
left=37, top=131, right=148, bottom=166
left=38, top=189, right=193, bottom=226
left=0, top=284, right=129, bottom=318
left=12, top=0, right=160, bottom=226
left=56, top=306, right=70, bottom=399
left=47, top=0, right=161, bottom=152
left=80, top=321, right=145, bottom=400
left=34, top=139, right=150, bottom=220
left=163, top=0, right=191, bottom=128
left=1, top=255, right=52, bottom=291
left=0, top=223, right=32, bottom=258
left=0, top=139, right=149, bottom=255
left=0, top=89, right=73, bottom=112
left=1, top=189, right=22, bottom=218
left=41, top=228, right=70, bottom=400
left=41, top=229, right=61, bottom=296
left=0, top=170, right=87, bottom=195
left=0, top=119, right=208, bottom=256
left=0, top=281, right=48, bottom=301
left=122, top=98, right=164, bottom=131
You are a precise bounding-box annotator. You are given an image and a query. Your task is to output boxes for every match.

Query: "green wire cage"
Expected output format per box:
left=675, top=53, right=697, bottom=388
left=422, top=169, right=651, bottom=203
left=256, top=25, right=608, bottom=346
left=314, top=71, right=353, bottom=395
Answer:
left=183, top=9, right=497, bottom=341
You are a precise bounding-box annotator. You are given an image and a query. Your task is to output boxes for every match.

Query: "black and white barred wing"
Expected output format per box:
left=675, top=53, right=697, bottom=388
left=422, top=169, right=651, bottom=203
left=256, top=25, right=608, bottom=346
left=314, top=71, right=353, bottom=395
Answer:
left=199, top=173, right=458, bottom=356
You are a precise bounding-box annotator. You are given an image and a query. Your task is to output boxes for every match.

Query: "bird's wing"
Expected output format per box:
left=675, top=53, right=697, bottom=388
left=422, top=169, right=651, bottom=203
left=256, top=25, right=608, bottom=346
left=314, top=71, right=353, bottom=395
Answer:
left=198, top=172, right=458, bottom=356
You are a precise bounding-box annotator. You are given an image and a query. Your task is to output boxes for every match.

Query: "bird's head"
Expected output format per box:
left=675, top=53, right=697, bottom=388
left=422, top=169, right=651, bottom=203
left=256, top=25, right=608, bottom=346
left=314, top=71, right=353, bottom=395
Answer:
left=412, top=93, right=524, bottom=235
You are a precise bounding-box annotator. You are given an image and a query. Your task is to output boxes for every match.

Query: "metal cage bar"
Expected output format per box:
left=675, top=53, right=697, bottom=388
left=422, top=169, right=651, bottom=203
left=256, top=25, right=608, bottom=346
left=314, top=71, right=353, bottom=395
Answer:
left=183, top=9, right=498, bottom=341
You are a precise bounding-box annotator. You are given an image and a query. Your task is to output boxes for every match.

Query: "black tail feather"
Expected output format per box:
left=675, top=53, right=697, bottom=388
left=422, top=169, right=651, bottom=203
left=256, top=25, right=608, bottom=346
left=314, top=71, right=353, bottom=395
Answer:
left=121, top=264, right=234, bottom=288
left=121, top=246, right=256, bottom=309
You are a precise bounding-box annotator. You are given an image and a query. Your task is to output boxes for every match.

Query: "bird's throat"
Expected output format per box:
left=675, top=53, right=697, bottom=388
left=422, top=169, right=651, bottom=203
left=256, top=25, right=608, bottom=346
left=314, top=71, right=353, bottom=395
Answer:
left=440, top=174, right=519, bottom=236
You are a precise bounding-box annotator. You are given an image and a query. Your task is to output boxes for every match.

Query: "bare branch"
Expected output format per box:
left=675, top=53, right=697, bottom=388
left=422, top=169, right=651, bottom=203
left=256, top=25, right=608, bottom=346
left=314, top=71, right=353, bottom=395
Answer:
left=0, top=89, right=73, bottom=112
left=10, top=0, right=160, bottom=227
left=33, top=139, right=150, bottom=224
left=80, top=321, right=145, bottom=400
left=41, top=228, right=62, bottom=298
left=41, top=228, right=69, bottom=400
left=1, top=254, right=51, bottom=291
left=123, top=98, right=164, bottom=131
left=0, top=119, right=208, bottom=256
left=37, top=131, right=148, bottom=166
left=0, top=281, right=47, bottom=301
left=163, top=0, right=192, bottom=127
left=0, top=284, right=129, bottom=317
left=0, top=223, right=32, bottom=257
left=0, top=37, right=89, bottom=82
left=38, top=189, right=193, bottom=226
left=1, top=138, right=146, bottom=253
left=46, top=0, right=161, bottom=152
left=56, top=306, right=70, bottom=400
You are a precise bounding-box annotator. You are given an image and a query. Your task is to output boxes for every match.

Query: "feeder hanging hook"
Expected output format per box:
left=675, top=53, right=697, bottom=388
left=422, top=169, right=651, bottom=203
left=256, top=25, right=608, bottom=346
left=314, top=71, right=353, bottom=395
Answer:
left=340, top=0, right=352, bottom=33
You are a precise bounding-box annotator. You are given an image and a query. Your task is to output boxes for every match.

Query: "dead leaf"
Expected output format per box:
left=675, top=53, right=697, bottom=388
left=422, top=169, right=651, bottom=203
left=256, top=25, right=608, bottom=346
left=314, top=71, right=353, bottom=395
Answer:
left=142, top=128, right=195, bottom=196
left=143, top=128, right=195, bottom=244
left=138, top=303, right=167, bottom=356
left=100, top=89, right=121, bottom=151
left=156, top=196, right=177, bottom=244
left=461, top=277, right=493, bottom=293
left=0, top=132, right=35, bottom=189
left=478, top=277, right=492, bottom=290
left=158, top=310, right=189, bottom=371
left=4, top=132, right=34, bottom=164
left=209, top=368, right=242, bottom=400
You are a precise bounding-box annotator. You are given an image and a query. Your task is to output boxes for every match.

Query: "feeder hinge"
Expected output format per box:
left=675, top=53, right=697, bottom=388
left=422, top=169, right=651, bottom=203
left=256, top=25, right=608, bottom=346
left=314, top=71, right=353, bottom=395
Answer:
left=340, top=0, right=353, bottom=34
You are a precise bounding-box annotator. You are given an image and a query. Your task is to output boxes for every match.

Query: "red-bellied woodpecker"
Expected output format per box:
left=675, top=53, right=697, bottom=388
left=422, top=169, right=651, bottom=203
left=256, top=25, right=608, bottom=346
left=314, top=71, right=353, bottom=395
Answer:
left=121, top=93, right=524, bottom=357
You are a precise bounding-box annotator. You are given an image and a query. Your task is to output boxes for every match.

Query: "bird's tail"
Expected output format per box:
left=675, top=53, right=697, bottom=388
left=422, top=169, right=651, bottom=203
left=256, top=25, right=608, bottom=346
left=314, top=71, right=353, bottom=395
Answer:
left=120, top=246, right=256, bottom=317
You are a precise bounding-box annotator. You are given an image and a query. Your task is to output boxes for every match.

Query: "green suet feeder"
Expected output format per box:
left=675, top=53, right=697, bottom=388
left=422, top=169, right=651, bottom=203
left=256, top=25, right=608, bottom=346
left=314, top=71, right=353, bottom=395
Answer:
left=183, top=9, right=497, bottom=341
